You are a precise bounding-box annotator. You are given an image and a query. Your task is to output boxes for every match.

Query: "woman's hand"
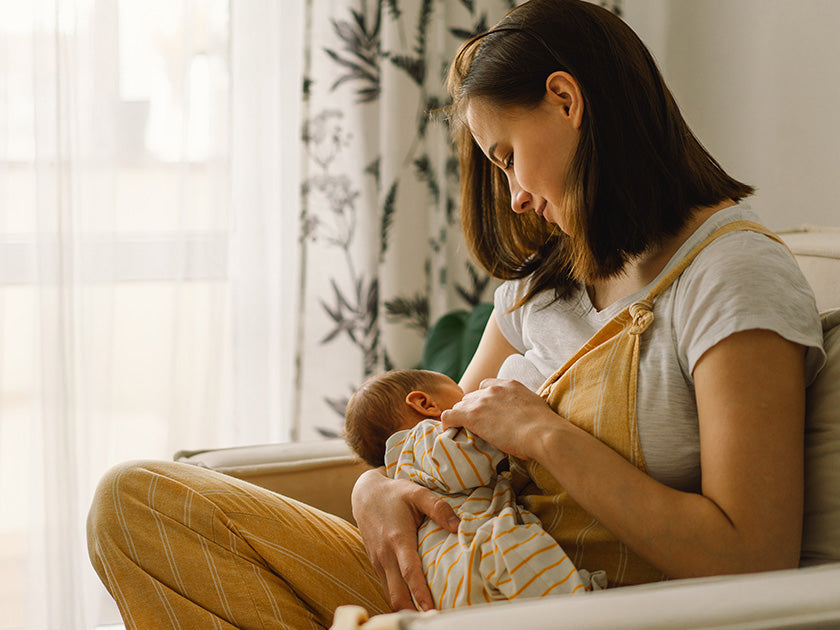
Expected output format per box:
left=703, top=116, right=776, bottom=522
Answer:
left=441, top=378, right=559, bottom=461
left=351, top=468, right=459, bottom=611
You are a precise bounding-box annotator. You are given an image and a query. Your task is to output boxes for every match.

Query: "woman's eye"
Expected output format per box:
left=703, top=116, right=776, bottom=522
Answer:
left=503, top=155, right=514, bottom=170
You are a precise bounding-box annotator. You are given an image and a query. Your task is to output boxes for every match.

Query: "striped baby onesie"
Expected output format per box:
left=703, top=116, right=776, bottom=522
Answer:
left=384, top=419, right=603, bottom=608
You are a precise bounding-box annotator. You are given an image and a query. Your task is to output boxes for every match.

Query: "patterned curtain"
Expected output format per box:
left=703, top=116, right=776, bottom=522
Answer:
left=294, top=0, right=622, bottom=440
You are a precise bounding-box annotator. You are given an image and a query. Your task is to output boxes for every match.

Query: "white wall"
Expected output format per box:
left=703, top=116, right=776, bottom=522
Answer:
left=624, top=0, right=840, bottom=229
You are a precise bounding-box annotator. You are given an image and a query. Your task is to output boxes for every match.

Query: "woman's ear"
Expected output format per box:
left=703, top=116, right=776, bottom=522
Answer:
left=405, top=391, right=444, bottom=418
left=545, top=71, right=584, bottom=129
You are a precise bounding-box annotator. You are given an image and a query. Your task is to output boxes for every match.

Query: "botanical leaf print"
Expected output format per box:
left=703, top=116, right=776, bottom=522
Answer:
left=317, top=394, right=351, bottom=438
left=383, top=0, right=401, bottom=21
left=418, top=94, right=443, bottom=138
left=301, top=104, right=381, bottom=388
left=413, top=155, right=439, bottom=204
left=305, top=0, right=509, bottom=436
left=385, top=294, right=430, bottom=333
left=379, top=181, right=398, bottom=263
left=324, top=7, right=384, bottom=102
left=389, top=54, right=425, bottom=85
left=415, top=0, right=435, bottom=57
left=319, top=278, right=377, bottom=345
left=599, top=1, right=622, bottom=17
left=365, top=156, right=381, bottom=185
left=455, top=262, right=491, bottom=307
left=299, top=0, right=622, bottom=439
left=301, top=109, right=351, bottom=170
left=449, top=13, right=489, bottom=41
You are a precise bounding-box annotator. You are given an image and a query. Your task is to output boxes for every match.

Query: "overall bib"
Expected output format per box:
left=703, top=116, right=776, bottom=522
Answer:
left=513, top=220, right=785, bottom=586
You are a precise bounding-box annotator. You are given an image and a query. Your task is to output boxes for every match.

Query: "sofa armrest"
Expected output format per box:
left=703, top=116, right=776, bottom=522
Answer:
left=175, top=439, right=368, bottom=524
left=399, top=562, right=840, bottom=629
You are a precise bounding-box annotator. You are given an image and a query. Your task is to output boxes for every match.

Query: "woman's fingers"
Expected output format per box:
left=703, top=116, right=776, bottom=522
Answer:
left=368, top=509, right=436, bottom=611
left=386, top=486, right=458, bottom=610
left=416, top=489, right=460, bottom=534
left=374, top=548, right=414, bottom=611
left=352, top=472, right=452, bottom=612
left=394, top=543, right=435, bottom=611
left=394, top=487, right=459, bottom=609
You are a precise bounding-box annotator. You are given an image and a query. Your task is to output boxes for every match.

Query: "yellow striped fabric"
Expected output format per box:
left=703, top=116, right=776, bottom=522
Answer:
left=87, top=460, right=390, bottom=629
left=385, top=420, right=593, bottom=608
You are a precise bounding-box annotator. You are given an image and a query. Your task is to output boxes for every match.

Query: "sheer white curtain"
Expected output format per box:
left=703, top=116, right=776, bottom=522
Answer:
left=0, top=1, right=302, bottom=627
left=229, top=0, right=303, bottom=446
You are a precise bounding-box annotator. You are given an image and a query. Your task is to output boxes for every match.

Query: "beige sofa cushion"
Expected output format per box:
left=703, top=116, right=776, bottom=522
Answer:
left=782, top=227, right=840, bottom=312
left=175, top=440, right=368, bottom=523
left=801, top=308, right=840, bottom=566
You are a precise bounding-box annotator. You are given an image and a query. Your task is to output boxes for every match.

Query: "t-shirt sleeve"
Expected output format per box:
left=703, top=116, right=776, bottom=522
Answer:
left=493, top=279, right=527, bottom=353
left=673, top=231, right=825, bottom=384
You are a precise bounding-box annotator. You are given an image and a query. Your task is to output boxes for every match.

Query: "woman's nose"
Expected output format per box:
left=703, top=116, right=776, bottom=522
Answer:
left=509, top=178, right=532, bottom=214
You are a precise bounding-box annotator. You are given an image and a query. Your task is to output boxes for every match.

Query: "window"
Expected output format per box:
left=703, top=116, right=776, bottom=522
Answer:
left=0, top=1, right=288, bottom=627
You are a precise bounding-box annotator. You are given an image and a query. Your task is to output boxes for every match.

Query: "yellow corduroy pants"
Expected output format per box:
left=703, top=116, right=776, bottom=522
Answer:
left=87, top=460, right=390, bottom=630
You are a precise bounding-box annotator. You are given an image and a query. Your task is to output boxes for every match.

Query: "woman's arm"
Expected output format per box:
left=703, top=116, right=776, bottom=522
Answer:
left=352, top=466, right=459, bottom=611
left=442, top=329, right=806, bottom=578
left=459, top=310, right=519, bottom=394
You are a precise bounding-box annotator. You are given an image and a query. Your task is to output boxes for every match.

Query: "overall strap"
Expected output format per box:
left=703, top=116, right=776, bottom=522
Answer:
left=626, top=220, right=786, bottom=333
left=646, top=220, right=786, bottom=303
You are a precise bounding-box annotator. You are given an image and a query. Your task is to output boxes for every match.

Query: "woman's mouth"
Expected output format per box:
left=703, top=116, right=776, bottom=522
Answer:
left=535, top=202, right=547, bottom=219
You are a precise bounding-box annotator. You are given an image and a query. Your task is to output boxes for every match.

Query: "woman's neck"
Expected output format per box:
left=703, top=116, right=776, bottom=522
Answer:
left=586, top=200, right=735, bottom=311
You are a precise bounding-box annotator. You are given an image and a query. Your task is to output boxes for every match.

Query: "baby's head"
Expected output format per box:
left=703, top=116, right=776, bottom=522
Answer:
left=345, top=369, right=464, bottom=467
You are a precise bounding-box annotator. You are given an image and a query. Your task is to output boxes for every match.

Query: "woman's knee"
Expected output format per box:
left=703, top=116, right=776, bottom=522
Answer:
left=87, top=460, right=178, bottom=558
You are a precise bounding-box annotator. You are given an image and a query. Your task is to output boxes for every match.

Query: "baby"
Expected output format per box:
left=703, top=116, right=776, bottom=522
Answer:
left=344, top=369, right=603, bottom=609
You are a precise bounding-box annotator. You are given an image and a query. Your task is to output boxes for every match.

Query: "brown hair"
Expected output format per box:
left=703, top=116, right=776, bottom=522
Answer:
left=446, top=0, right=754, bottom=305
left=345, top=369, right=446, bottom=468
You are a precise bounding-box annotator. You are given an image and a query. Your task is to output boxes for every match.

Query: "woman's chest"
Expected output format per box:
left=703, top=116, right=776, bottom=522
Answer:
left=517, top=294, right=702, bottom=491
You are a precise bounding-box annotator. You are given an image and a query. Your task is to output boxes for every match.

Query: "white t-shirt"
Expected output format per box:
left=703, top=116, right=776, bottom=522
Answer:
left=495, top=205, right=825, bottom=492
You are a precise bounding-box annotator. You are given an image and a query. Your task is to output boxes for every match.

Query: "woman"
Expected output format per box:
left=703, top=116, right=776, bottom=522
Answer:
left=87, top=0, right=824, bottom=626
left=352, top=0, right=823, bottom=612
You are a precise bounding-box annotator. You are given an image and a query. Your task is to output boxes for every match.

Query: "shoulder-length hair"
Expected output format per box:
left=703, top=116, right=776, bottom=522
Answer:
left=445, top=0, right=753, bottom=306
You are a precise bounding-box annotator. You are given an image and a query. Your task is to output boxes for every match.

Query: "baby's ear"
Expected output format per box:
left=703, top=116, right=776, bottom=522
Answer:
left=405, top=391, right=443, bottom=418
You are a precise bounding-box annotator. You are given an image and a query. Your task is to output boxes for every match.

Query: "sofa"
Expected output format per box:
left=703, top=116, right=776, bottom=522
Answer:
left=176, top=225, right=840, bottom=629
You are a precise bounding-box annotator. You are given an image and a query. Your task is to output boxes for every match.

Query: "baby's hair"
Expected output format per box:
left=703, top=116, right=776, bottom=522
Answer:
left=345, top=369, right=445, bottom=468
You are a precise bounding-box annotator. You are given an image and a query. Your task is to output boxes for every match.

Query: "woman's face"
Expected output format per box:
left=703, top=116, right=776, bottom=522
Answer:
left=466, top=90, right=580, bottom=232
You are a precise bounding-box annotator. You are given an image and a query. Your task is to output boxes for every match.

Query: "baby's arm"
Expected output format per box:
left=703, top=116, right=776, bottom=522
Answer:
left=387, top=420, right=505, bottom=493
